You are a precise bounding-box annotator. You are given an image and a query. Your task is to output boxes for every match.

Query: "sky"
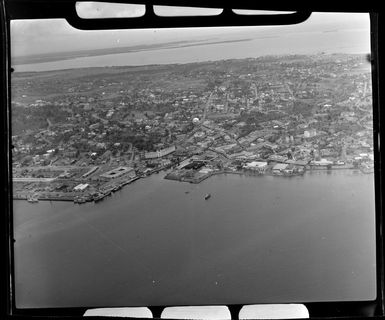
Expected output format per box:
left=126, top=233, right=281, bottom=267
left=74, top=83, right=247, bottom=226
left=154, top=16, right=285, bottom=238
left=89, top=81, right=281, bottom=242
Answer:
left=10, top=4, right=371, bottom=57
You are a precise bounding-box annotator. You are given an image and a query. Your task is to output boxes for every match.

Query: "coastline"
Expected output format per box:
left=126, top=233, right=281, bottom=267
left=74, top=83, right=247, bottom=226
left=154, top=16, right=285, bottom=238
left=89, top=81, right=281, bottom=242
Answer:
left=13, top=39, right=253, bottom=67
left=14, top=165, right=372, bottom=204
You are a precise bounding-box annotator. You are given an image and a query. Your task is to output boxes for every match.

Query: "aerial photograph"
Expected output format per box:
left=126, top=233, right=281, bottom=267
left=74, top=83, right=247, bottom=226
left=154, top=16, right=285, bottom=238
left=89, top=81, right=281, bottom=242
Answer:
left=11, top=7, right=376, bottom=310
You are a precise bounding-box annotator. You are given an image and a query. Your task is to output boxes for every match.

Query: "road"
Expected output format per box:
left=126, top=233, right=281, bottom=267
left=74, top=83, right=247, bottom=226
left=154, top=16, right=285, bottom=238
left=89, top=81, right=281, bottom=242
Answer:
left=202, top=91, right=214, bottom=121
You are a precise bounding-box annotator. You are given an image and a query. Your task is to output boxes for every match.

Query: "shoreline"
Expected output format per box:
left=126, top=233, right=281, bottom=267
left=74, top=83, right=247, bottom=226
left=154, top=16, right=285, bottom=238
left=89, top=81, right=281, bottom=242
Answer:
left=13, top=51, right=368, bottom=73
left=13, top=38, right=254, bottom=67
left=14, top=165, right=372, bottom=204
left=163, top=164, right=369, bottom=184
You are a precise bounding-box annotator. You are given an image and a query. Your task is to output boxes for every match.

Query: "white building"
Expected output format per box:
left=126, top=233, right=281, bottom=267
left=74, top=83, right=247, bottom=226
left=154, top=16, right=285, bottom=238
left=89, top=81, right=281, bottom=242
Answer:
left=243, top=161, right=268, bottom=172
left=73, top=183, right=89, bottom=191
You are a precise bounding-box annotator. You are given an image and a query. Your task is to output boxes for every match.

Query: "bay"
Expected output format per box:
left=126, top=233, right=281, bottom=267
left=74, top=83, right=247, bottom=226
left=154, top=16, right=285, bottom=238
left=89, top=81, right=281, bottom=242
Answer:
left=13, top=28, right=370, bottom=72
left=13, top=170, right=376, bottom=308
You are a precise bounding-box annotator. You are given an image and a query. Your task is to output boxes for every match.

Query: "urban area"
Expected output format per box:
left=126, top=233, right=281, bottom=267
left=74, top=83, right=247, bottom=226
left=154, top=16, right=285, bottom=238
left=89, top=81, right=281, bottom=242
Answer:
left=11, top=53, right=374, bottom=203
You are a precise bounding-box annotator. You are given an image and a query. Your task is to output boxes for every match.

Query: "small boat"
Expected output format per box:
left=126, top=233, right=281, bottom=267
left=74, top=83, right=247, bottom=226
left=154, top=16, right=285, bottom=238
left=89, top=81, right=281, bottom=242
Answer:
left=204, top=193, right=211, bottom=200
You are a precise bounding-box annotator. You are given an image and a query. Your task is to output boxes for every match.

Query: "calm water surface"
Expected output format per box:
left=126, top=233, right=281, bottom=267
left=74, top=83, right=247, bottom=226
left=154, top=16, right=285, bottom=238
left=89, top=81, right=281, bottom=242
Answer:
left=13, top=28, right=370, bottom=72
left=13, top=170, right=376, bottom=308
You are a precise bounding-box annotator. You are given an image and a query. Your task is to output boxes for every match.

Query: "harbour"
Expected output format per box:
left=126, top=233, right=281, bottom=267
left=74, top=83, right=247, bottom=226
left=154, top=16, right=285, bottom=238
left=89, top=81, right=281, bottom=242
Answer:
left=14, top=165, right=371, bottom=204
left=9, top=12, right=376, bottom=311
left=13, top=170, right=376, bottom=308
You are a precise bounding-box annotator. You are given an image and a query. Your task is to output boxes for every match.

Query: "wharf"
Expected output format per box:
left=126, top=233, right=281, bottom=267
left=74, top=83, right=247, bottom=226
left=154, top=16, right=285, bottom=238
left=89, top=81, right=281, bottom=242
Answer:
left=38, top=196, right=74, bottom=202
left=121, top=176, right=140, bottom=186
left=331, top=164, right=355, bottom=170
left=164, top=168, right=306, bottom=184
left=165, top=171, right=215, bottom=184
left=13, top=194, right=75, bottom=201
left=182, top=173, right=213, bottom=184
left=309, top=164, right=355, bottom=170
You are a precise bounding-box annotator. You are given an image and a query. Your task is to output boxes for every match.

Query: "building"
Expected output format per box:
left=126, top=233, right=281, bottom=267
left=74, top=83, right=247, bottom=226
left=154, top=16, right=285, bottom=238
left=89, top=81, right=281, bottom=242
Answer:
left=310, top=159, right=333, bottom=166
left=264, top=142, right=279, bottom=151
left=100, top=167, right=135, bottom=179
left=243, top=161, right=268, bottom=173
left=199, top=167, right=214, bottom=174
left=82, top=166, right=99, bottom=178
left=272, top=163, right=288, bottom=174
left=269, top=154, right=287, bottom=163
left=144, top=145, right=176, bottom=159
left=73, top=183, right=89, bottom=191
left=304, top=129, right=317, bottom=138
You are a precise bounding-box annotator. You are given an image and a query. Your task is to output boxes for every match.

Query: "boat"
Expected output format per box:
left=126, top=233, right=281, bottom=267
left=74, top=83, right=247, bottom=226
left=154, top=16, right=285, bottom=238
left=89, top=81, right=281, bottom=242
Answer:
left=204, top=193, right=211, bottom=200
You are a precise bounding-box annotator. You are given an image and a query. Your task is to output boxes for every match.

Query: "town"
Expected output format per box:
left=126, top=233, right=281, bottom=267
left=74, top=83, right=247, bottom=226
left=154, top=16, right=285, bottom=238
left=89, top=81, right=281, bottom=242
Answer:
left=11, top=53, right=374, bottom=203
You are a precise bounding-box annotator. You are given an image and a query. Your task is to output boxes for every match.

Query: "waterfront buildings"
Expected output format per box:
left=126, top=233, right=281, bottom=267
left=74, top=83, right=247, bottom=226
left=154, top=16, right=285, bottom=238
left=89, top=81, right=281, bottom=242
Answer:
left=11, top=54, right=374, bottom=200
left=100, top=167, right=135, bottom=179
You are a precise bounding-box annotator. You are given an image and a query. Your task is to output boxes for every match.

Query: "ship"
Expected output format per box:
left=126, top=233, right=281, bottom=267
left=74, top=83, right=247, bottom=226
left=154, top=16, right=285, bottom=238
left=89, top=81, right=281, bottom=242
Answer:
left=204, top=193, right=211, bottom=200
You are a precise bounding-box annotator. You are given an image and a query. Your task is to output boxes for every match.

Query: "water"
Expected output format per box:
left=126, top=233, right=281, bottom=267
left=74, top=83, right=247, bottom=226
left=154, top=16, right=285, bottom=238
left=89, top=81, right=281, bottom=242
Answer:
left=13, top=28, right=370, bottom=72
left=13, top=170, right=376, bottom=308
